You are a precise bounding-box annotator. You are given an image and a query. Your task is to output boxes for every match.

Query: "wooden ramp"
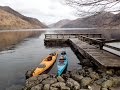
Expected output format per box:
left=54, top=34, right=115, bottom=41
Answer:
left=69, top=38, right=120, bottom=68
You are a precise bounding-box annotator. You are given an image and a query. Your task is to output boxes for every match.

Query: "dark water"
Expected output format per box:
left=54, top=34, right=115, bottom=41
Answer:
left=103, top=42, right=120, bottom=56
left=106, top=42, right=120, bottom=49
left=0, top=30, right=81, bottom=90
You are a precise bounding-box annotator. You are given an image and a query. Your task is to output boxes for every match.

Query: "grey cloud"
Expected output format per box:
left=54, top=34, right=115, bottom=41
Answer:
left=0, top=0, right=77, bottom=24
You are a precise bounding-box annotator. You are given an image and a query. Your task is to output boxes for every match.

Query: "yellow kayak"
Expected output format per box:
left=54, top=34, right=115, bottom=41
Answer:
left=32, top=52, right=58, bottom=77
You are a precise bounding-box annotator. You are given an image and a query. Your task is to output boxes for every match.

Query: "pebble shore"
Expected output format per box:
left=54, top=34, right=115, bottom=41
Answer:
left=23, top=60, right=120, bottom=90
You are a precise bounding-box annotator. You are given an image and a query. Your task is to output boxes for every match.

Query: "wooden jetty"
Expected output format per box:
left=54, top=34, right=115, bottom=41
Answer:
left=45, top=34, right=102, bottom=39
left=44, top=34, right=120, bottom=69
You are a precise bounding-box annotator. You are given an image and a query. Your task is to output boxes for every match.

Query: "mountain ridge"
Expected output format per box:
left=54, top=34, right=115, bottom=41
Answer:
left=0, top=6, right=47, bottom=30
left=49, top=19, right=71, bottom=28
left=50, top=12, right=120, bottom=29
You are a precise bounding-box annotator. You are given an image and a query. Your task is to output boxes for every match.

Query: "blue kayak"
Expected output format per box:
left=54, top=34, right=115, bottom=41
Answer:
left=57, top=51, right=68, bottom=76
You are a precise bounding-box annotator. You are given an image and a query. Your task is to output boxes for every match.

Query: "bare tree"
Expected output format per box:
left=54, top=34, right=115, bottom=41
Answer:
left=65, top=0, right=120, bottom=17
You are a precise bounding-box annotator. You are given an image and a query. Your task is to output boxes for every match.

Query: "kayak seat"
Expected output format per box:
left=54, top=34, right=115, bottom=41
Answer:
left=59, top=60, right=64, bottom=62
left=60, top=56, right=66, bottom=60
left=46, top=55, right=52, bottom=61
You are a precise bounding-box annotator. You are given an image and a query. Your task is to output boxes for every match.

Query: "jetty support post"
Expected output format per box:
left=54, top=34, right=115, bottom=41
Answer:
left=78, top=35, right=105, bottom=50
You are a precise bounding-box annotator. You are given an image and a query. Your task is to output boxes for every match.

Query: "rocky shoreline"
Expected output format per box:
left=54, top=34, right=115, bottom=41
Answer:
left=23, top=63, right=120, bottom=90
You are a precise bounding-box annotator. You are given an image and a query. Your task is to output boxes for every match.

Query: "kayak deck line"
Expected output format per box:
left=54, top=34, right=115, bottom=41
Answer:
left=32, top=52, right=58, bottom=77
left=25, top=52, right=58, bottom=78
left=57, top=51, right=68, bottom=76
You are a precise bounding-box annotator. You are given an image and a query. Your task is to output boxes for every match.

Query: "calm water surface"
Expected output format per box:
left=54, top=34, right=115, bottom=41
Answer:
left=106, top=42, right=120, bottom=49
left=0, top=30, right=81, bottom=90
left=103, top=42, right=120, bottom=56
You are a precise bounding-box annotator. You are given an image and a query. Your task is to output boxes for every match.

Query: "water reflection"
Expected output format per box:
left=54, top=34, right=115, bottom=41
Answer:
left=0, top=30, right=80, bottom=90
left=1, top=29, right=119, bottom=90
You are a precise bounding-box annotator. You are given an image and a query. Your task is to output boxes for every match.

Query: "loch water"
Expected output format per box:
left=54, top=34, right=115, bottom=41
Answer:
left=0, top=29, right=120, bottom=90
left=0, top=30, right=81, bottom=90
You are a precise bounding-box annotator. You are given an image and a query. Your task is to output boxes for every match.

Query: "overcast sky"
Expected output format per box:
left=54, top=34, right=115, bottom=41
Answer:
left=0, top=0, right=78, bottom=24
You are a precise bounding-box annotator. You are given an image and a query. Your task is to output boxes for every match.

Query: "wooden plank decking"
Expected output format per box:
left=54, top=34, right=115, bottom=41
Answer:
left=69, top=38, right=120, bottom=68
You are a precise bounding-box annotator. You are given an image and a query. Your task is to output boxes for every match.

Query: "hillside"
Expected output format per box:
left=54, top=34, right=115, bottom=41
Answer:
left=49, top=19, right=71, bottom=28
left=50, top=12, right=119, bottom=28
left=0, top=6, right=47, bottom=30
left=62, top=12, right=115, bottom=28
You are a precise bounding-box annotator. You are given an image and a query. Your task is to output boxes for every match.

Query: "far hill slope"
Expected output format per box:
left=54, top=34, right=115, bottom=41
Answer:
left=109, top=13, right=120, bottom=28
left=0, top=6, right=47, bottom=30
left=50, top=12, right=118, bottom=28
left=61, top=12, right=114, bottom=28
left=49, top=19, right=71, bottom=28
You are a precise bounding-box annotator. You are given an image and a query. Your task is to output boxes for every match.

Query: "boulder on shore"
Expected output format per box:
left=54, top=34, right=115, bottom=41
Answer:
left=42, top=78, right=57, bottom=85
left=81, top=77, right=92, bottom=87
left=66, top=78, right=80, bottom=90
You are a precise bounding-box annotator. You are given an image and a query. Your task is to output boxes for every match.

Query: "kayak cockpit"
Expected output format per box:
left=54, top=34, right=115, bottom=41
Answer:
left=59, top=55, right=66, bottom=65
left=61, top=51, right=66, bottom=55
left=45, top=55, right=52, bottom=61
left=45, top=52, right=57, bottom=61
